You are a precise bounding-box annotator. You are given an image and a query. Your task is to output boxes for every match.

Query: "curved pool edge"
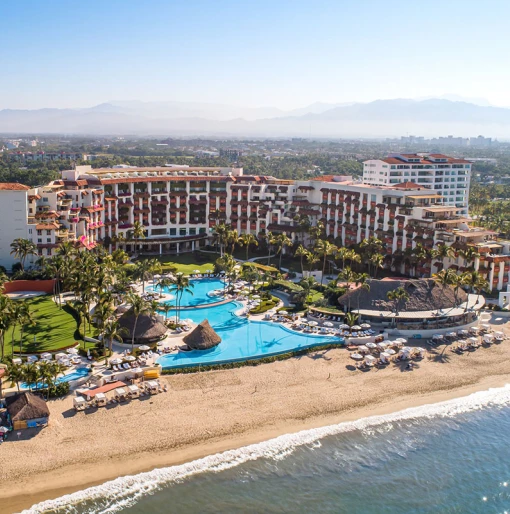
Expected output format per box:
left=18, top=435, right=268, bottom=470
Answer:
left=157, top=326, right=345, bottom=370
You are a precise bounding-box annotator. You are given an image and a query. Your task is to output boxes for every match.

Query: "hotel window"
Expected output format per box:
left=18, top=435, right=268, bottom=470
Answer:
left=37, top=229, right=42, bottom=235
left=179, top=228, right=187, bottom=236
left=46, top=230, right=51, bottom=236
left=169, top=228, right=176, bottom=236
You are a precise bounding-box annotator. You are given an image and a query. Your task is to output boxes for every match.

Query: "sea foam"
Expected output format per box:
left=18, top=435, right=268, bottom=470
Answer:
left=21, top=383, right=510, bottom=514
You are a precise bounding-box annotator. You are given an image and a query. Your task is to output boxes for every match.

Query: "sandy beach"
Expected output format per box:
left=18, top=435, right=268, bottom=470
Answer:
left=1, top=324, right=510, bottom=513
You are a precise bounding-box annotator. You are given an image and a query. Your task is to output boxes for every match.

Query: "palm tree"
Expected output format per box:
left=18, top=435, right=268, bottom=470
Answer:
left=241, top=265, right=260, bottom=294
left=369, top=253, right=384, bottom=279
left=17, top=303, right=34, bottom=356
left=295, top=244, right=308, bottom=276
left=458, top=246, right=479, bottom=270
left=386, top=287, right=409, bottom=316
left=0, top=294, right=12, bottom=361
left=39, top=361, right=56, bottom=400
left=338, top=267, right=357, bottom=311
left=49, top=361, right=66, bottom=389
left=336, top=247, right=350, bottom=271
left=212, top=223, right=229, bottom=257
left=160, top=303, right=173, bottom=321
left=239, top=233, right=258, bottom=261
left=147, top=258, right=162, bottom=289
left=461, top=270, right=489, bottom=311
left=10, top=238, right=37, bottom=271
left=354, top=272, right=370, bottom=313
left=129, top=220, right=146, bottom=256
left=299, top=276, right=317, bottom=304
left=308, top=221, right=324, bottom=248
left=156, top=277, right=173, bottom=297
left=432, top=268, right=458, bottom=289
left=169, top=274, right=194, bottom=322
left=22, top=362, right=39, bottom=391
left=316, top=240, right=337, bottom=285
left=8, top=302, right=23, bottom=358
left=133, top=260, right=152, bottom=293
left=93, top=302, right=115, bottom=345
left=271, top=234, right=292, bottom=270
left=304, top=249, right=320, bottom=273
left=345, top=312, right=359, bottom=328
left=126, top=292, right=151, bottom=353
left=226, top=228, right=239, bottom=255
left=103, top=319, right=129, bottom=364
left=6, top=362, right=24, bottom=392
left=431, top=243, right=455, bottom=266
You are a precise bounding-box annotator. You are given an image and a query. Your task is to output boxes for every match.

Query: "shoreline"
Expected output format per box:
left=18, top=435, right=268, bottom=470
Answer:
left=2, top=372, right=510, bottom=514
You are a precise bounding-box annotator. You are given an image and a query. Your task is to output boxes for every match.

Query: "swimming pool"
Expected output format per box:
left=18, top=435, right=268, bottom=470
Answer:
left=155, top=278, right=226, bottom=308
left=21, top=367, right=90, bottom=390
left=157, top=302, right=344, bottom=369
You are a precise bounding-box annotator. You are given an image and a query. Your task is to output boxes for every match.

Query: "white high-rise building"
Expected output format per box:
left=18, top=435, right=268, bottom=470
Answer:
left=362, top=153, right=471, bottom=214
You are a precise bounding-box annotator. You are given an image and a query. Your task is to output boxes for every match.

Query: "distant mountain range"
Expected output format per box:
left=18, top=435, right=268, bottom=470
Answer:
left=1, top=98, right=509, bottom=138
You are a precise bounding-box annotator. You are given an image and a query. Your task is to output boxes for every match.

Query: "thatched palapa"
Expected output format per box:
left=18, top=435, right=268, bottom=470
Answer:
left=183, top=319, right=221, bottom=350
left=118, top=312, right=168, bottom=344
left=6, top=392, right=50, bottom=422
left=338, top=278, right=468, bottom=313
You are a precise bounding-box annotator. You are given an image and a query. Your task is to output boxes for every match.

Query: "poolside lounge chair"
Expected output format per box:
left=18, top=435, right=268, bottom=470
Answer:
left=123, top=363, right=130, bottom=370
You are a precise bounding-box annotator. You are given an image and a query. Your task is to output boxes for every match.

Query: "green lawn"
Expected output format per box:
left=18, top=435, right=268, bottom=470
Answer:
left=6, top=296, right=87, bottom=355
left=307, top=291, right=324, bottom=303
left=137, top=253, right=217, bottom=274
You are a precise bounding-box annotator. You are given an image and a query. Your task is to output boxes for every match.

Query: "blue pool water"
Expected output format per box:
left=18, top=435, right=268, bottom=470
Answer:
left=157, top=301, right=343, bottom=369
left=156, top=278, right=226, bottom=307
left=21, top=366, right=89, bottom=390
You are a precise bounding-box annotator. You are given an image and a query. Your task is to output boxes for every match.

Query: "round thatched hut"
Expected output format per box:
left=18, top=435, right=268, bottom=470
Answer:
left=337, top=278, right=482, bottom=330
left=183, top=319, right=221, bottom=350
left=118, top=312, right=168, bottom=344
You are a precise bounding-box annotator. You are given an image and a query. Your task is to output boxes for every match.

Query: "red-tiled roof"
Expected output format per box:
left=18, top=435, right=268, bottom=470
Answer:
left=0, top=183, right=30, bottom=191
left=392, top=181, right=423, bottom=190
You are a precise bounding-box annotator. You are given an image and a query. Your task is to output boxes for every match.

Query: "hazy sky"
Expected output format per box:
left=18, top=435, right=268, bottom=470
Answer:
left=2, top=0, right=510, bottom=110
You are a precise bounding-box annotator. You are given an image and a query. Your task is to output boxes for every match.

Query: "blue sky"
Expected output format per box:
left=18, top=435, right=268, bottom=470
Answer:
left=1, top=0, right=509, bottom=109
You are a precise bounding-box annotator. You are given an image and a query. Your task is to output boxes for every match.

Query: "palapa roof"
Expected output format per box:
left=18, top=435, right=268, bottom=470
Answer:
left=6, top=392, right=50, bottom=421
left=183, top=319, right=221, bottom=350
left=118, top=311, right=167, bottom=343
left=338, top=278, right=468, bottom=313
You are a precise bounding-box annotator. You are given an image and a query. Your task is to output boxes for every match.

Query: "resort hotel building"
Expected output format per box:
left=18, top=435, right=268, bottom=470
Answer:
left=362, top=153, right=471, bottom=214
left=0, top=156, right=509, bottom=292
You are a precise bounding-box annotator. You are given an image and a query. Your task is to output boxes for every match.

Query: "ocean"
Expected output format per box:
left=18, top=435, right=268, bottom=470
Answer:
left=23, top=385, right=510, bottom=514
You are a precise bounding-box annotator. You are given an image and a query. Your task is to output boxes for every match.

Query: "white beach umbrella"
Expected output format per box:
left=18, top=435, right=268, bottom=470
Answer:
left=351, top=325, right=362, bottom=331
left=279, top=310, right=289, bottom=315
left=124, top=355, right=136, bottom=362
left=138, top=345, right=151, bottom=351
left=252, top=294, right=261, bottom=299
left=469, top=337, right=479, bottom=344
left=386, top=348, right=396, bottom=355
left=395, top=337, right=407, bottom=344
left=323, top=321, right=334, bottom=327
left=339, top=324, right=350, bottom=329
left=350, top=353, right=363, bottom=360
left=193, top=269, right=200, bottom=274
left=377, top=342, right=388, bottom=350
left=358, top=345, right=369, bottom=353
left=360, top=323, right=371, bottom=329
left=308, top=321, right=318, bottom=327
left=110, top=358, right=123, bottom=365
left=67, top=348, right=79, bottom=355
left=366, top=342, right=377, bottom=349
